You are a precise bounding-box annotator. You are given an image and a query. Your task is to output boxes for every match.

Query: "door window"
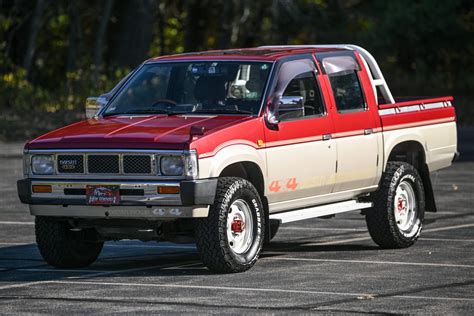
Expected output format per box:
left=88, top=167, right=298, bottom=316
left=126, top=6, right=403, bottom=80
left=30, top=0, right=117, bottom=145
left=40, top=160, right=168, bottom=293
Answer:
left=282, top=72, right=325, bottom=118
left=272, top=59, right=326, bottom=121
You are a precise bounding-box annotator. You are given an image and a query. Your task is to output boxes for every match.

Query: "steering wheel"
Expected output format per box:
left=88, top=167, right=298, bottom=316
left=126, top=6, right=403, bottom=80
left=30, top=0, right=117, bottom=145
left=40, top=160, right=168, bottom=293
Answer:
left=151, top=99, right=177, bottom=108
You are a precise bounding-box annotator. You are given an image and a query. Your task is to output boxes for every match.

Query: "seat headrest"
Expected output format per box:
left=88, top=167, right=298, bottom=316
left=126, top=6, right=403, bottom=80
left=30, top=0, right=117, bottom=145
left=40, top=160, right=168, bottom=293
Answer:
left=194, top=76, right=226, bottom=102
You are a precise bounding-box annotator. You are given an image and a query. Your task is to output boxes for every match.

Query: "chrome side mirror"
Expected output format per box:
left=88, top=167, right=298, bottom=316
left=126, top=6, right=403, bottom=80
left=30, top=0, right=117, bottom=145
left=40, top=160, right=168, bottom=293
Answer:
left=85, top=96, right=107, bottom=119
left=266, top=96, right=304, bottom=124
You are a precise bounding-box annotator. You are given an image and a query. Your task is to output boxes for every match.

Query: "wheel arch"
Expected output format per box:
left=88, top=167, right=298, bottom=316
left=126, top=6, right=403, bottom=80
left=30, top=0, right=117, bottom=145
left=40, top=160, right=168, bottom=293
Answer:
left=385, top=140, right=437, bottom=213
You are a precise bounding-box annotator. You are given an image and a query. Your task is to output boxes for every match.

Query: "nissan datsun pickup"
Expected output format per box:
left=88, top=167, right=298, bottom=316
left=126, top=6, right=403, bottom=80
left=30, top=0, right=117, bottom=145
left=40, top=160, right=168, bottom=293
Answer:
left=17, top=45, right=458, bottom=272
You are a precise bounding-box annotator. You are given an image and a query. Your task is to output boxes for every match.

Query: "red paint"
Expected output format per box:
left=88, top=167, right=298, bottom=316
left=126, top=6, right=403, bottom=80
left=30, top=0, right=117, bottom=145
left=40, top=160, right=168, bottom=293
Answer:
left=286, top=178, right=298, bottom=191
left=269, top=181, right=281, bottom=193
left=26, top=115, right=255, bottom=151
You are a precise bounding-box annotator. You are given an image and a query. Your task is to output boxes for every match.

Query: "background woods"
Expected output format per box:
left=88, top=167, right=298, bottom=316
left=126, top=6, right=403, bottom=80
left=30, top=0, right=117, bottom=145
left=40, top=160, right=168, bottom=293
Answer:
left=0, top=0, right=473, bottom=141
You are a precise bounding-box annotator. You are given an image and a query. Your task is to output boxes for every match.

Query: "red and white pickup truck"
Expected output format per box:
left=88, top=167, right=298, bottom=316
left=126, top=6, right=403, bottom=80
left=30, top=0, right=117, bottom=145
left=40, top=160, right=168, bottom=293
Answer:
left=17, top=45, right=458, bottom=273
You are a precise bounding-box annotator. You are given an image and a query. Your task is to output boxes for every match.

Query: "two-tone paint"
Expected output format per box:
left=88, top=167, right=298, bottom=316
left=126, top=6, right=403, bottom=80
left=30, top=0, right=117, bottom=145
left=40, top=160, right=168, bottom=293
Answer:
left=22, top=46, right=457, bottom=219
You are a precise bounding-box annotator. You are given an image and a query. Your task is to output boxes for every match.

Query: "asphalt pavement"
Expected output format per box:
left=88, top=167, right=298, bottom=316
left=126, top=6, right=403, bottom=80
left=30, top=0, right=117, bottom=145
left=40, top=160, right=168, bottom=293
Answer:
left=0, top=128, right=473, bottom=314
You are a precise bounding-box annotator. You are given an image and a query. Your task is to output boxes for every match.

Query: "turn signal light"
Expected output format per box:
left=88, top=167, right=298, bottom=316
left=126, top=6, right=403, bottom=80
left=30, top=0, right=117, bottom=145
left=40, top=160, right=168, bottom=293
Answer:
left=32, top=185, right=52, bottom=193
left=157, top=186, right=180, bottom=194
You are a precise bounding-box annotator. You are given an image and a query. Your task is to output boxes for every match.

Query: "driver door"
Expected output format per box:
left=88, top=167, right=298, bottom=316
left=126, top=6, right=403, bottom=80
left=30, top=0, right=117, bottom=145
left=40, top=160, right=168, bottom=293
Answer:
left=264, top=58, right=336, bottom=212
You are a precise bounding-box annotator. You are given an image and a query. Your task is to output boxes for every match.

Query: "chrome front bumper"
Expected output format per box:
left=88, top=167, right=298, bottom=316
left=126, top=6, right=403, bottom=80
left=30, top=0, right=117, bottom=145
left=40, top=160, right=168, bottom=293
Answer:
left=17, top=178, right=217, bottom=220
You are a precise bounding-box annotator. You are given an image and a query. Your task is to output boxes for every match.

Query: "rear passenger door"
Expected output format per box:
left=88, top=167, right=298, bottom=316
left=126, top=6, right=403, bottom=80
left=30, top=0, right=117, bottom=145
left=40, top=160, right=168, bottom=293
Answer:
left=264, top=57, right=336, bottom=211
left=316, top=52, right=380, bottom=192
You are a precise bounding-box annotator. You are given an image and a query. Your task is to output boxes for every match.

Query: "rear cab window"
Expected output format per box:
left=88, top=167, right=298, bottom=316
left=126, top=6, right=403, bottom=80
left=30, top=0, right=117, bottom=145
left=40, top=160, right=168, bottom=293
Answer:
left=319, top=54, right=366, bottom=113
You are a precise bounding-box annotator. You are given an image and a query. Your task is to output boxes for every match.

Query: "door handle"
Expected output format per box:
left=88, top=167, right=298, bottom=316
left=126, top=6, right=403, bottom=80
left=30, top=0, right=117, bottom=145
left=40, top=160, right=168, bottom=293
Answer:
left=364, top=128, right=373, bottom=135
left=322, top=134, right=332, bottom=141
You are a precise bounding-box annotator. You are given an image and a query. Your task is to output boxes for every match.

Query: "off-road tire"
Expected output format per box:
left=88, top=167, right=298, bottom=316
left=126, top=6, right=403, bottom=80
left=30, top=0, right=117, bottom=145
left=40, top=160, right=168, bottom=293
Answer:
left=195, top=177, right=265, bottom=273
left=35, top=216, right=103, bottom=268
left=365, top=162, right=425, bottom=248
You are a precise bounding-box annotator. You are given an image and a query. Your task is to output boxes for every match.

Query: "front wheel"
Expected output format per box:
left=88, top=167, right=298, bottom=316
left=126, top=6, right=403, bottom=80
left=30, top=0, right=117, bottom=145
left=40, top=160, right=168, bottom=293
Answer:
left=365, top=162, right=425, bottom=248
left=35, top=216, right=104, bottom=268
left=195, top=177, right=265, bottom=273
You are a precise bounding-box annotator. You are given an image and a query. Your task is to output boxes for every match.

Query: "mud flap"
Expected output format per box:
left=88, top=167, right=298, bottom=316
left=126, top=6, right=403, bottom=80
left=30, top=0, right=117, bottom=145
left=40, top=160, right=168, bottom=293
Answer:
left=420, top=164, right=437, bottom=213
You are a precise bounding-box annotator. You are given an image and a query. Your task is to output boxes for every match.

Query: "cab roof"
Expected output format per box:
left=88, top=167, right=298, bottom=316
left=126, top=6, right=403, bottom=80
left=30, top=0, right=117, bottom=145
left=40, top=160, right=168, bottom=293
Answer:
left=147, top=46, right=348, bottom=63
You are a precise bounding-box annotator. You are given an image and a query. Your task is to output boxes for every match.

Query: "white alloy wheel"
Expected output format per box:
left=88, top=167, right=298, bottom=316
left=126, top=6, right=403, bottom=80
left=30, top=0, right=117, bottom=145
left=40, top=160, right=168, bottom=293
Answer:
left=227, top=199, right=254, bottom=254
left=394, top=179, right=417, bottom=232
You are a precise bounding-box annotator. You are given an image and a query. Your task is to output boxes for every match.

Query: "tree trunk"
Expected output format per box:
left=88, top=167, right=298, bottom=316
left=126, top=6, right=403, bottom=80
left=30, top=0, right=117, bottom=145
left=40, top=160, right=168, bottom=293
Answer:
left=67, top=0, right=82, bottom=72
left=22, top=0, right=48, bottom=78
left=217, top=0, right=234, bottom=49
left=184, top=0, right=207, bottom=52
left=113, top=0, right=157, bottom=68
left=157, top=2, right=166, bottom=56
left=93, top=0, right=114, bottom=80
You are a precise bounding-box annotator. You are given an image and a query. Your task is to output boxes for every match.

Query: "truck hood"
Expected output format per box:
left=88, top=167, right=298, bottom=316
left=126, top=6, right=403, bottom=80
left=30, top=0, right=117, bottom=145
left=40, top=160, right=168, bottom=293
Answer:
left=27, top=115, right=253, bottom=150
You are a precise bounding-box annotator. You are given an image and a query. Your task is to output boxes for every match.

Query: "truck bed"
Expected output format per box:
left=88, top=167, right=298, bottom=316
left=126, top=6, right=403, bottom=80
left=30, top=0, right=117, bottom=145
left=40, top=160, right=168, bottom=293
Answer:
left=378, top=96, right=457, bottom=172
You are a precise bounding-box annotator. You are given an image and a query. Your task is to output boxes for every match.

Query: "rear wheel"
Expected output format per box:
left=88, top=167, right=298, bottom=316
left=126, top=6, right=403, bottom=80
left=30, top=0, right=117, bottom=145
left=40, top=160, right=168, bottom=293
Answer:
left=195, top=177, right=264, bottom=273
left=35, top=216, right=103, bottom=268
left=365, top=162, right=425, bottom=248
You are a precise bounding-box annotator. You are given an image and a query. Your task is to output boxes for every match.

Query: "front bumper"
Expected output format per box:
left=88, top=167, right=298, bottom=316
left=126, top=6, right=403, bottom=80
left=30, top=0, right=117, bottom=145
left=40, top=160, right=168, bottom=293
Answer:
left=17, top=178, right=217, bottom=219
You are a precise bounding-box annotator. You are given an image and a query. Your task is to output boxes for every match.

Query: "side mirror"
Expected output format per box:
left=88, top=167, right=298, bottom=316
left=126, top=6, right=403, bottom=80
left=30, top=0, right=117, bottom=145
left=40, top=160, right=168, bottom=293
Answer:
left=85, top=96, right=107, bottom=119
left=267, top=96, right=304, bottom=124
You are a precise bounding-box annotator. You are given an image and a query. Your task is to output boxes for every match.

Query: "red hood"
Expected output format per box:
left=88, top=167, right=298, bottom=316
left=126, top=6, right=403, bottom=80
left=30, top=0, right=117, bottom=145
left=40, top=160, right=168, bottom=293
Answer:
left=27, top=115, right=253, bottom=150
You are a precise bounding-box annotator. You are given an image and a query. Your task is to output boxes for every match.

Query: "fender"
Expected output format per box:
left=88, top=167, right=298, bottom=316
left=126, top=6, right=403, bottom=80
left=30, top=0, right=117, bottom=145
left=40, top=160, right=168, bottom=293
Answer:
left=382, top=130, right=428, bottom=171
left=198, top=144, right=266, bottom=179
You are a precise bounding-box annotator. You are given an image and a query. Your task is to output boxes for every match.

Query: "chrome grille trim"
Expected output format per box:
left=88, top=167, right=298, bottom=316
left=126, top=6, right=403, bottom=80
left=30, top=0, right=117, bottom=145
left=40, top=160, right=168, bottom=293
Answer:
left=26, top=149, right=194, bottom=180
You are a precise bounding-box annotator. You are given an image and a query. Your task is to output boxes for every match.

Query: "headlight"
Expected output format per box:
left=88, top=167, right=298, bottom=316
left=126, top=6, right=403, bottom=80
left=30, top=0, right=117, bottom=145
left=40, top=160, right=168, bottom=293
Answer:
left=160, top=156, right=185, bottom=176
left=31, top=155, right=54, bottom=175
left=160, top=151, right=198, bottom=177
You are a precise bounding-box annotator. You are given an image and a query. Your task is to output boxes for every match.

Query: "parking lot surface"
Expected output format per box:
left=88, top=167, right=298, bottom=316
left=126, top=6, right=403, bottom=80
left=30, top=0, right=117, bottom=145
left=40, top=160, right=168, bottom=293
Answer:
left=0, top=130, right=473, bottom=314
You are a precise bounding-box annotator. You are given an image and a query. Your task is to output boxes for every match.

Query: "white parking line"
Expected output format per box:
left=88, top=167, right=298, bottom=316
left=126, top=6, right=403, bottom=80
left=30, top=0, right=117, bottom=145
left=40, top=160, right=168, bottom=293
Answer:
left=0, top=221, right=34, bottom=225
left=51, top=280, right=369, bottom=297
left=0, top=260, right=200, bottom=291
left=424, top=223, right=474, bottom=233
left=301, top=222, right=474, bottom=246
left=65, top=260, right=200, bottom=280
left=0, top=242, right=31, bottom=246
left=49, top=280, right=474, bottom=302
left=305, top=236, right=370, bottom=246
left=0, top=281, right=54, bottom=291
left=19, top=268, right=106, bottom=273
left=264, top=257, right=474, bottom=269
left=421, top=238, right=474, bottom=242
left=0, top=242, right=196, bottom=250
left=105, top=244, right=196, bottom=250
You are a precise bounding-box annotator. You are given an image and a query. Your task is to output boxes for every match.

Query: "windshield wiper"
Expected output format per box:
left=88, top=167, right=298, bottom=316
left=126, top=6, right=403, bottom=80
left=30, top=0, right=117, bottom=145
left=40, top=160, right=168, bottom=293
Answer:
left=103, top=109, right=172, bottom=117
left=192, top=109, right=253, bottom=115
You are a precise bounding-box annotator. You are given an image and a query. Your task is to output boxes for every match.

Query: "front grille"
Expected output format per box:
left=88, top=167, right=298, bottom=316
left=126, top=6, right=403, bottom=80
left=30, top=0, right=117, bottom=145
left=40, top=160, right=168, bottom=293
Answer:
left=88, top=155, right=119, bottom=173
left=55, top=152, right=154, bottom=175
left=57, top=155, right=84, bottom=173
left=123, top=155, right=152, bottom=174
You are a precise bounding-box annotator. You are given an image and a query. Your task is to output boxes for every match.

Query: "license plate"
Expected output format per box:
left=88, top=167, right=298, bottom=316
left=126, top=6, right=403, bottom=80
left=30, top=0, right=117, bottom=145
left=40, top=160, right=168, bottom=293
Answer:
left=86, top=185, right=120, bottom=205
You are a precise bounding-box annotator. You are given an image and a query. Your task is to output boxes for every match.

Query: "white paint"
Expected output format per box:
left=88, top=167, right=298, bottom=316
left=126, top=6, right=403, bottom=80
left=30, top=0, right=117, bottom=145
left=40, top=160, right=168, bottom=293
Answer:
left=0, top=221, right=34, bottom=225
left=19, top=268, right=105, bottom=273
left=104, top=244, right=196, bottom=250
left=424, top=223, right=474, bottom=233
left=264, top=257, right=474, bottom=269
left=48, top=280, right=474, bottom=302
left=421, top=238, right=474, bottom=242
left=51, top=280, right=369, bottom=297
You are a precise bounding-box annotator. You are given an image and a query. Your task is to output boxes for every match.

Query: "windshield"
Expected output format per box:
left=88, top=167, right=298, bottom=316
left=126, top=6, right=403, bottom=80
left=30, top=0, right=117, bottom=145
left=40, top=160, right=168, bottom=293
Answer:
left=103, top=61, right=272, bottom=116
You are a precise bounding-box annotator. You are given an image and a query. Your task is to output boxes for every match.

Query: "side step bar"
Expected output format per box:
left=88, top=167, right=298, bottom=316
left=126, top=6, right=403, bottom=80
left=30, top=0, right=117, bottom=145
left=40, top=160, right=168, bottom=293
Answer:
left=269, top=200, right=372, bottom=224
